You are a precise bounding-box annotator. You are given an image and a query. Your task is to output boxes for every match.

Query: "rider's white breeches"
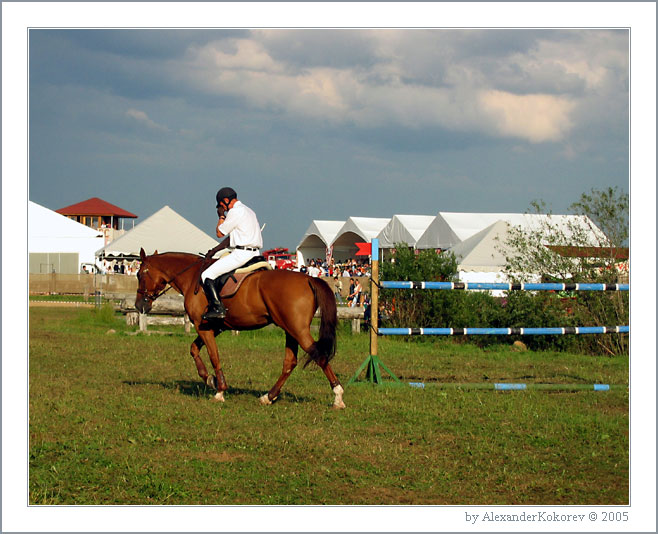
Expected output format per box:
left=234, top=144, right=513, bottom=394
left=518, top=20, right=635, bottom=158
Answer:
left=201, top=249, right=259, bottom=282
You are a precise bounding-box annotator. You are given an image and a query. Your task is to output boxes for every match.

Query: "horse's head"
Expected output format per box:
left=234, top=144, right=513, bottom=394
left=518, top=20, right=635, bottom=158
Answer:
left=135, top=248, right=165, bottom=314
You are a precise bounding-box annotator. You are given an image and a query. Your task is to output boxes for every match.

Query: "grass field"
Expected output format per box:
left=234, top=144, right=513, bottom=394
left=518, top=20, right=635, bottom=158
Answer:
left=29, top=306, right=629, bottom=505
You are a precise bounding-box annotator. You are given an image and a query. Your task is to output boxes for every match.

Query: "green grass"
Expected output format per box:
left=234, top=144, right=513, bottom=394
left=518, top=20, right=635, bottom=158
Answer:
left=29, top=307, right=628, bottom=505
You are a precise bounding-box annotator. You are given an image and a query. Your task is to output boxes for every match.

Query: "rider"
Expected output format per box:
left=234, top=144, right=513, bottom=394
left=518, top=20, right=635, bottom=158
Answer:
left=201, top=187, right=263, bottom=320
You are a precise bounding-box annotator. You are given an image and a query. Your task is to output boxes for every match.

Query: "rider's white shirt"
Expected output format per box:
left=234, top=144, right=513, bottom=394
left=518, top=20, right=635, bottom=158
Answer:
left=218, top=201, right=263, bottom=249
left=201, top=201, right=262, bottom=282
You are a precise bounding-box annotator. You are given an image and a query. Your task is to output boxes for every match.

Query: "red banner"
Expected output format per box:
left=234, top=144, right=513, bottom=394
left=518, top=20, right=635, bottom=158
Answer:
left=355, top=242, right=372, bottom=256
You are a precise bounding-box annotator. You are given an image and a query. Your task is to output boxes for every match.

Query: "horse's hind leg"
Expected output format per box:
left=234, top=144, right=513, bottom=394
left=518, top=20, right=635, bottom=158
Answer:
left=190, top=336, right=213, bottom=388
left=293, top=329, right=345, bottom=409
left=317, top=357, right=346, bottom=409
left=260, top=333, right=298, bottom=405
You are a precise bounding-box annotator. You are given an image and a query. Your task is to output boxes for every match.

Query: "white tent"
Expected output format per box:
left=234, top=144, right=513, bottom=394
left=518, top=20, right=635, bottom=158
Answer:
left=29, top=201, right=105, bottom=273
left=331, top=217, right=390, bottom=261
left=414, top=213, right=463, bottom=250
left=296, top=220, right=345, bottom=267
left=376, top=215, right=436, bottom=249
left=96, top=205, right=218, bottom=259
left=438, top=212, right=607, bottom=245
left=448, top=220, right=538, bottom=295
left=450, top=220, right=514, bottom=273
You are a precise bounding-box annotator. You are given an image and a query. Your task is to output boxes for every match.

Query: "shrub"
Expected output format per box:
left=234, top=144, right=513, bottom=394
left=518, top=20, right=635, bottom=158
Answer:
left=500, top=187, right=629, bottom=355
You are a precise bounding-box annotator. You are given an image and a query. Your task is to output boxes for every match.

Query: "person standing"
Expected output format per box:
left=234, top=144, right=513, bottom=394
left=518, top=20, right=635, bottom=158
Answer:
left=350, top=278, right=363, bottom=307
left=333, top=275, right=343, bottom=303
left=307, top=261, right=321, bottom=278
left=200, top=187, right=263, bottom=320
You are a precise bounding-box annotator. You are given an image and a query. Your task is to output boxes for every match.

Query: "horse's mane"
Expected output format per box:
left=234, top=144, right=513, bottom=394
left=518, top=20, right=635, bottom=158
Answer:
left=147, top=251, right=207, bottom=271
left=152, top=251, right=204, bottom=258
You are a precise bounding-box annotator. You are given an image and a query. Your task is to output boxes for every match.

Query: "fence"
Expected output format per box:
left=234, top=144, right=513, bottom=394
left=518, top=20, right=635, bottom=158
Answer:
left=348, top=239, right=629, bottom=385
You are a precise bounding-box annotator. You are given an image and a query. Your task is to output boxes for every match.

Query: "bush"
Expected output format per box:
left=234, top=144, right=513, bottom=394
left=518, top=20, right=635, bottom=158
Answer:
left=377, top=238, right=628, bottom=354
left=379, top=245, right=509, bottom=347
left=501, top=187, right=629, bottom=355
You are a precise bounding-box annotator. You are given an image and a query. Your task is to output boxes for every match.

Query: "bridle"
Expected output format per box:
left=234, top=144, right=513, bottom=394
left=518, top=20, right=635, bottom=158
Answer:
left=136, top=265, right=175, bottom=304
left=136, top=257, right=206, bottom=304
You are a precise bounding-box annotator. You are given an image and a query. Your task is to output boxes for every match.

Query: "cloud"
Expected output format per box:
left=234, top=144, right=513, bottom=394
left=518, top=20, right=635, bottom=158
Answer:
left=33, top=30, right=626, bottom=147
left=478, top=90, right=575, bottom=142
left=180, top=31, right=619, bottom=144
left=125, top=108, right=170, bottom=132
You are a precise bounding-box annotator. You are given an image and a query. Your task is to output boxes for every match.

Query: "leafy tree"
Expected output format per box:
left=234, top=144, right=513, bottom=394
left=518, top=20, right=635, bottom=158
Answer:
left=499, top=187, right=629, bottom=355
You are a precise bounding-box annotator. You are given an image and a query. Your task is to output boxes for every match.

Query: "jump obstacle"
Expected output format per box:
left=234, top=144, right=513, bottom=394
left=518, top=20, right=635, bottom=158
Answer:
left=347, top=239, right=629, bottom=386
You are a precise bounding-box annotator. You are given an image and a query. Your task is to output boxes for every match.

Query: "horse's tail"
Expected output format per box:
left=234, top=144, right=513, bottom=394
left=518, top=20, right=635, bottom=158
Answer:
left=305, top=277, right=338, bottom=367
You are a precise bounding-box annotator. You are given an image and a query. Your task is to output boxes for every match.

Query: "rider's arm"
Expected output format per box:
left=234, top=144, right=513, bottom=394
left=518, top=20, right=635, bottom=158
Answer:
left=216, top=215, right=227, bottom=238
left=204, top=236, right=230, bottom=259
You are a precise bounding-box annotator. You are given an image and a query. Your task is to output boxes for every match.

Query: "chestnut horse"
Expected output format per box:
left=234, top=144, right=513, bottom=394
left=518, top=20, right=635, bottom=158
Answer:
left=134, top=249, right=345, bottom=408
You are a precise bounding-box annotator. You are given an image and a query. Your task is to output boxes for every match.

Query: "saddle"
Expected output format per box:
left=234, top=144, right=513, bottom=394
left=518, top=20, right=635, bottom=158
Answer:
left=216, top=256, right=272, bottom=299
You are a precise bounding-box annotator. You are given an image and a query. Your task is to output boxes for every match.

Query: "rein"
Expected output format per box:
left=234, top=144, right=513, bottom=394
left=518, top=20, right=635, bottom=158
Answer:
left=138, top=256, right=206, bottom=303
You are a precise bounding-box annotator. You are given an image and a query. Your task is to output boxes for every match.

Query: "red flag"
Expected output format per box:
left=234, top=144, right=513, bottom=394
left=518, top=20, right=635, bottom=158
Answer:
left=355, top=242, right=371, bottom=256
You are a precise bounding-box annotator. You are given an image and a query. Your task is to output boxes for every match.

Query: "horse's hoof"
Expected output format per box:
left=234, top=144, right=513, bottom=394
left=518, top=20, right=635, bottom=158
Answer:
left=332, top=385, right=345, bottom=409
left=259, top=394, right=273, bottom=405
left=213, top=391, right=225, bottom=402
left=206, top=376, right=218, bottom=390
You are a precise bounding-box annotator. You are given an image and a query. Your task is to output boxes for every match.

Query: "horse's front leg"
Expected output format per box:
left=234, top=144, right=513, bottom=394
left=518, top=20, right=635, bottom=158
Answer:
left=190, top=335, right=211, bottom=386
left=197, top=328, right=228, bottom=402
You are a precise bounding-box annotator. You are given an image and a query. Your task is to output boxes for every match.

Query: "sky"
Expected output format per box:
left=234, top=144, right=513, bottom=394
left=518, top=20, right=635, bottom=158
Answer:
left=28, top=27, right=630, bottom=250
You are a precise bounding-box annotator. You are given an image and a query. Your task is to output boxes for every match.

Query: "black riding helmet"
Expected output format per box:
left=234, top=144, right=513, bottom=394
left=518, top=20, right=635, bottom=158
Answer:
left=216, top=187, right=237, bottom=209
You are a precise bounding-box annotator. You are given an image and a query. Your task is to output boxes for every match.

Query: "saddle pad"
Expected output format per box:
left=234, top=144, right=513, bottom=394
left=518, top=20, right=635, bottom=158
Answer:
left=235, top=260, right=272, bottom=274
left=221, top=262, right=272, bottom=299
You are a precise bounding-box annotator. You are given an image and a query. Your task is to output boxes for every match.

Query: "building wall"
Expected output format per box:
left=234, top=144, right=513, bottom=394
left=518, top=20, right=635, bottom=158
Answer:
left=29, top=252, right=80, bottom=274
left=29, top=274, right=138, bottom=295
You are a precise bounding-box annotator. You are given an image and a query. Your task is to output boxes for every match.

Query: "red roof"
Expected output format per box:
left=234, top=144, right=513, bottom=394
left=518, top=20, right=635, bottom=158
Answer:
left=56, top=197, right=137, bottom=218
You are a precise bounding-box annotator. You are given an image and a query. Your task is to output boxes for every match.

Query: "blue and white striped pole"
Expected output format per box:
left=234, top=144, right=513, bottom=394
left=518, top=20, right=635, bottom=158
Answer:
left=378, top=326, right=629, bottom=336
left=381, top=281, right=629, bottom=291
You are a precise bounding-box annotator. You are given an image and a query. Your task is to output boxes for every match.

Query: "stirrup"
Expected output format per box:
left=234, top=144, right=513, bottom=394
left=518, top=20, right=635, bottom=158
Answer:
left=203, top=305, right=226, bottom=320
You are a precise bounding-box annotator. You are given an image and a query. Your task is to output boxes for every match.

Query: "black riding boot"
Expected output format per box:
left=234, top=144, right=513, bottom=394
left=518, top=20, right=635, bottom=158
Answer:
left=202, top=277, right=227, bottom=320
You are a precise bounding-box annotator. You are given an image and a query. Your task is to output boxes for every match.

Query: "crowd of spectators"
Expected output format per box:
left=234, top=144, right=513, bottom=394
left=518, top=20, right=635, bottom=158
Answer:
left=296, top=257, right=370, bottom=278
left=297, top=257, right=371, bottom=307
left=83, top=259, right=140, bottom=275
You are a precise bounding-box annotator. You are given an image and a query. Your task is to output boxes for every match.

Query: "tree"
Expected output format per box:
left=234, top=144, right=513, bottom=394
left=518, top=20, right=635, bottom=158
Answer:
left=571, top=186, right=629, bottom=248
left=499, top=187, right=629, bottom=355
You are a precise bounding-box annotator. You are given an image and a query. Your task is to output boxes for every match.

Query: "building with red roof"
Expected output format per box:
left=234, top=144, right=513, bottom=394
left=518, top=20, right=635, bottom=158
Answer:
left=56, top=197, right=138, bottom=231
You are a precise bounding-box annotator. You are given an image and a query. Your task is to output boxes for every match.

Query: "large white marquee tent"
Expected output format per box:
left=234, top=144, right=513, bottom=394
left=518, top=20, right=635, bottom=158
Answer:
left=294, top=212, right=609, bottom=281
left=296, top=220, right=345, bottom=267
left=410, top=214, right=462, bottom=250
left=29, top=201, right=105, bottom=273
left=377, top=215, right=436, bottom=249
left=437, top=212, right=607, bottom=246
left=450, top=220, right=514, bottom=274
left=330, top=217, right=390, bottom=261
left=96, top=205, right=219, bottom=260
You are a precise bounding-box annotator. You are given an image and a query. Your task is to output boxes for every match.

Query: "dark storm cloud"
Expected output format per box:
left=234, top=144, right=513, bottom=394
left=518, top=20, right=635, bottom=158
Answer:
left=253, top=29, right=380, bottom=70
left=48, top=28, right=249, bottom=60
left=27, top=28, right=629, bottom=248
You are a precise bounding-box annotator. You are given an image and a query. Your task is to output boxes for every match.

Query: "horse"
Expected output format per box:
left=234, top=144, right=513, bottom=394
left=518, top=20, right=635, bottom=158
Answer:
left=134, top=248, right=345, bottom=408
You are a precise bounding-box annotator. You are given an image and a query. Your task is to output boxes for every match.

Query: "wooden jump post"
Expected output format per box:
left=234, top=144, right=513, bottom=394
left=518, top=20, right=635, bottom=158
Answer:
left=347, top=238, right=401, bottom=385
